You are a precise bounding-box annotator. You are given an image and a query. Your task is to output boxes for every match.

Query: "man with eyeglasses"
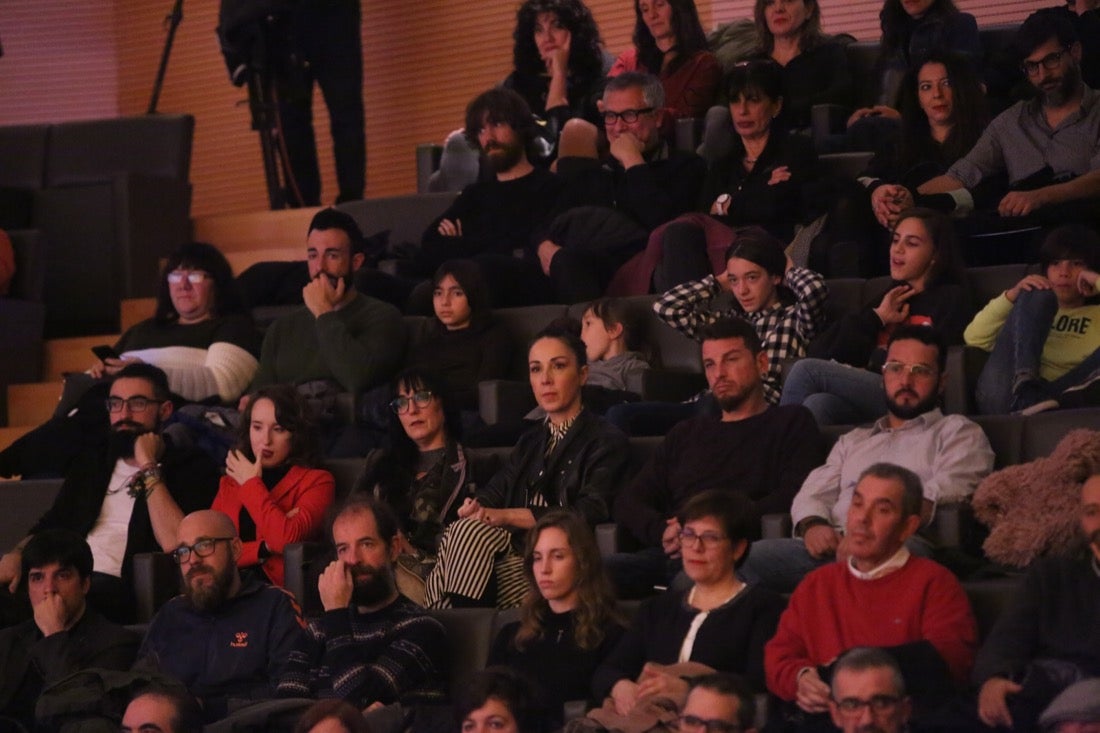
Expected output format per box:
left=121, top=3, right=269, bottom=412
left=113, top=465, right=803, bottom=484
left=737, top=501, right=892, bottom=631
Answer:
left=828, top=648, right=911, bottom=733
left=919, top=11, right=1100, bottom=227
left=677, top=673, right=759, bottom=733
left=765, top=463, right=976, bottom=731
left=133, top=510, right=304, bottom=724
left=742, top=325, right=993, bottom=594
left=0, top=364, right=220, bottom=625
left=534, top=71, right=707, bottom=302
left=418, top=88, right=562, bottom=306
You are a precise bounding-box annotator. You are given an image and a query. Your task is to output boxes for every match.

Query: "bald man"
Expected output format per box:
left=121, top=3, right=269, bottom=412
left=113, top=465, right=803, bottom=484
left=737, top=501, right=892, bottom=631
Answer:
left=133, top=510, right=305, bottom=723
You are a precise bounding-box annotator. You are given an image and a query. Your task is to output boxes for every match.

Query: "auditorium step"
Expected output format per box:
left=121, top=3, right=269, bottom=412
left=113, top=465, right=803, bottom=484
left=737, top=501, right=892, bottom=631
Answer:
left=193, top=208, right=319, bottom=254
left=43, top=334, right=120, bottom=382
left=0, top=425, right=32, bottom=453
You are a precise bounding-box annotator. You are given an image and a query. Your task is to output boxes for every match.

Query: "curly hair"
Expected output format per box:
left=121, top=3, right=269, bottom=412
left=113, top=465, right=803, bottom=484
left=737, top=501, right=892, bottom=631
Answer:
left=897, top=51, right=987, bottom=170
left=880, top=0, right=960, bottom=58
left=155, top=242, right=246, bottom=325
left=633, top=0, right=709, bottom=76
left=513, top=0, right=605, bottom=83
left=513, top=510, right=623, bottom=652
left=752, top=0, right=825, bottom=54
left=237, top=384, right=322, bottom=468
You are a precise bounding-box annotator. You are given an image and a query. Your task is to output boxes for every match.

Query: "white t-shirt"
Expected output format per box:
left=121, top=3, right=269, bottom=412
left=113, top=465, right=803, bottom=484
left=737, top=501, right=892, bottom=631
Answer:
left=84, top=460, right=142, bottom=578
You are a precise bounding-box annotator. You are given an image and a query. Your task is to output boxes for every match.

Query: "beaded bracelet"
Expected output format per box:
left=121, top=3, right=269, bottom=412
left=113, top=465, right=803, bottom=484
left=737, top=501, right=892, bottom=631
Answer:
left=126, top=463, right=164, bottom=499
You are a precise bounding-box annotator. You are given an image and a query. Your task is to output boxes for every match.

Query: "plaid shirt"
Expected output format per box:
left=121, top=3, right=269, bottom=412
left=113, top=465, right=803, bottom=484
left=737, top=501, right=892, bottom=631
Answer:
left=653, top=267, right=829, bottom=404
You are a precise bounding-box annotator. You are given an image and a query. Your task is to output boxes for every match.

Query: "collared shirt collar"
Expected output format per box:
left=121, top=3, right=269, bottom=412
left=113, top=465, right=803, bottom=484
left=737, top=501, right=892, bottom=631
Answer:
left=869, top=407, right=943, bottom=435
left=847, top=545, right=911, bottom=581
left=545, top=409, right=582, bottom=455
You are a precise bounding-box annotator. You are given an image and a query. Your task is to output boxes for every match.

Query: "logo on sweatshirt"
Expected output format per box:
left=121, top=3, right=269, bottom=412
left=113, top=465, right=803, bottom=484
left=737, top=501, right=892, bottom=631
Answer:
left=230, top=632, right=249, bottom=648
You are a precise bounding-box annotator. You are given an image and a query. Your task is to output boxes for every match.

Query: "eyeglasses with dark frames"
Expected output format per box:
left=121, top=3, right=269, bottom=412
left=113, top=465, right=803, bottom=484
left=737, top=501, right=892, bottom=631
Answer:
left=833, top=695, right=903, bottom=715
left=170, top=537, right=235, bottom=564
left=105, top=396, right=164, bottom=413
left=602, top=107, right=655, bottom=125
left=389, top=389, right=434, bottom=414
left=1021, top=49, right=1069, bottom=75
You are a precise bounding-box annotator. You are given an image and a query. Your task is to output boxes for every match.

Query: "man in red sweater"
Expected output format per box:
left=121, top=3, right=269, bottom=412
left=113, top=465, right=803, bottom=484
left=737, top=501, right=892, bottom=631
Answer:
left=765, top=463, right=976, bottom=729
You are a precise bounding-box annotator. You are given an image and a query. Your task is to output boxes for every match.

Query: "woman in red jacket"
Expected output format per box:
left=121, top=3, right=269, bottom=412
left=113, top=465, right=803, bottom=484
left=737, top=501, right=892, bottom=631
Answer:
left=211, top=385, right=335, bottom=586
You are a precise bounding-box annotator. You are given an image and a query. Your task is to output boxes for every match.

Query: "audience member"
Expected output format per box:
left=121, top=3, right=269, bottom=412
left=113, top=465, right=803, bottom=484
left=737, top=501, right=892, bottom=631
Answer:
left=973, top=473, right=1100, bottom=732
left=579, top=297, right=653, bottom=395
left=653, top=229, right=828, bottom=404
left=0, top=530, right=139, bottom=731
left=419, top=90, right=564, bottom=306
left=594, top=492, right=786, bottom=710
left=0, top=242, right=260, bottom=479
left=678, top=673, right=759, bottom=733
left=455, top=667, right=550, bottom=733
left=750, top=0, right=853, bottom=132
left=250, top=209, right=405, bottom=454
left=489, top=511, right=626, bottom=727
left=781, top=207, right=971, bottom=426
left=544, top=72, right=707, bottom=302
left=135, top=510, right=305, bottom=722
left=424, top=325, right=629, bottom=609
left=277, top=497, right=448, bottom=711
left=744, top=326, right=994, bottom=592
left=1038, top=678, right=1100, bottom=733
left=505, top=0, right=607, bottom=157
left=293, top=699, right=373, bottom=733
left=352, top=368, right=501, bottom=603
left=211, top=386, right=335, bottom=587
left=966, top=224, right=1100, bottom=414
left=404, top=260, right=513, bottom=411
left=823, top=51, right=988, bottom=278
left=608, top=0, right=722, bottom=123
left=848, top=0, right=981, bottom=129
left=608, top=318, right=823, bottom=597
left=919, top=12, right=1100, bottom=227
left=635, top=60, right=818, bottom=292
left=0, top=364, right=220, bottom=623
left=764, top=463, right=977, bottom=730
left=828, top=647, right=912, bottom=733
left=121, top=684, right=204, bottom=733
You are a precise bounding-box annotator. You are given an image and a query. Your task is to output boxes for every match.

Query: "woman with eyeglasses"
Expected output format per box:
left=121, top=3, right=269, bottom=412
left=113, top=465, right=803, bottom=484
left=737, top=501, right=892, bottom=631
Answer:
left=352, top=368, right=501, bottom=601
left=405, top=260, right=513, bottom=414
left=423, top=324, right=629, bottom=609
left=210, top=385, right=334, bottom=587
left=489, top=511, right=625, bottom=727
left=0, top=242, right=260, bottom=480
left=592, top=490, right=784, bottom=717
left=608, top=0, right=721, bottom=124
left=780, top=207, right=972, bottom=426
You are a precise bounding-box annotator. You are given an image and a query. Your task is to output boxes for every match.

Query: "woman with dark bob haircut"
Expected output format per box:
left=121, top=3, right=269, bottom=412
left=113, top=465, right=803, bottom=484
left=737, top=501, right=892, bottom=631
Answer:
left=423, top=323, right=629, bottom=610
left=0, top=242, right=261, bottom=479
left=211, top=384, right=334, bottom=587
left=351, top=368, right=500, bottom=602
left=489, top=511, right=626, bottom=727
left=404, top=259, right=513, bottom=413
left=455, top=666, right=550, bottom=733
left=593, top=489, right=785, bottom=713
left=293, top=698, right=372, bottom=733
left=609, top=0, right=722, bottom=122
left=505, top=0, right=607, bottom=146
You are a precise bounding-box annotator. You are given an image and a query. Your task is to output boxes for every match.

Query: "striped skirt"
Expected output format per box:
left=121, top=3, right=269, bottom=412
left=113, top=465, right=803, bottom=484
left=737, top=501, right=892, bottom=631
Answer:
left=423, top=517, right=528, bottom=609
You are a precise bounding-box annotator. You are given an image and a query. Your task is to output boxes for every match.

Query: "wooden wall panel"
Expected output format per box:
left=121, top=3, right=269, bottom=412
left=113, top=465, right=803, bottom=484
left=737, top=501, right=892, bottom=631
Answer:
left=0, top=0, right=1062, bottom=219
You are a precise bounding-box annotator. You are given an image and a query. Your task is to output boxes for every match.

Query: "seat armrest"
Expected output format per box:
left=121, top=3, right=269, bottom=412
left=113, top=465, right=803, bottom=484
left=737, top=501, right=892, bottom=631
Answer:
left=478, top=380, right=536, bottom=425
left=133, top=552, right=179, bottom=623
left=943, top=345, right=968, bottom=415
left=563, top=700, right=588, bottom=723
left=284, top=541, right=327, bottom=612
left=674, top=117, right=704, bottom=154
left=811, top=103, right=850, bottom=145
left=761, top=513, right=792, bottom=540
left=596, top=523, right=619, bottom=557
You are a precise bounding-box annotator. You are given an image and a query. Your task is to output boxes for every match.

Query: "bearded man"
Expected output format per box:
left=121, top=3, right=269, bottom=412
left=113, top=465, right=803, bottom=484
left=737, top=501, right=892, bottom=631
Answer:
left=276, top=497, right=449, bottom=710
left=741, top=325, right=995, bottom=594
left=134, top=509, right=305, bottom=724
left=0, top=364, right=220, bottom=624
left=607, top=317, right=825, bottom=598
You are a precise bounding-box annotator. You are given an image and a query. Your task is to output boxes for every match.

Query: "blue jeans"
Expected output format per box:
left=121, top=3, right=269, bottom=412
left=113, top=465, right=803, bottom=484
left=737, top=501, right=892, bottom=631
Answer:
left=779, top=358, right=885, bottom=426
left=739, top=535, right=934, bottom=593
left=976, top=289, right=1100, bottom=413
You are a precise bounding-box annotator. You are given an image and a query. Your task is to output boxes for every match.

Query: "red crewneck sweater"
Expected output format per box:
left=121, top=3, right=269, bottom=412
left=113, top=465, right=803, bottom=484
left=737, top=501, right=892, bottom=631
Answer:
left=765, top=556, right=977, bottom=700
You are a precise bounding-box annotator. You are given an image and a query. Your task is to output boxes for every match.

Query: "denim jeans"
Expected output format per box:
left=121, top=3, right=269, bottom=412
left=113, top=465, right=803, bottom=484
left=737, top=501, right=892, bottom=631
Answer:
left=976, top=289, right=1100, bottom=413
left=779, top=358, right=885, bottom=426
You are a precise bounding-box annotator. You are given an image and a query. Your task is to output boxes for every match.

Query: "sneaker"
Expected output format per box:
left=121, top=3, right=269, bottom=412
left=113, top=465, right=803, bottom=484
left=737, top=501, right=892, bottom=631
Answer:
left=1010, top=378, right=1051, bottom=413
left=1018, top=399, right=1060, bottom=416
left=1058, top=373, right=1100, bottom=410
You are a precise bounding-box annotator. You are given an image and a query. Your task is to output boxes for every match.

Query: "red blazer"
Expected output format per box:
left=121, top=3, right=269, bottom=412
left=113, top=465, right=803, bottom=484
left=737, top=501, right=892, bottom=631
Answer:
left=211, top=465, right=335, bottom=587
